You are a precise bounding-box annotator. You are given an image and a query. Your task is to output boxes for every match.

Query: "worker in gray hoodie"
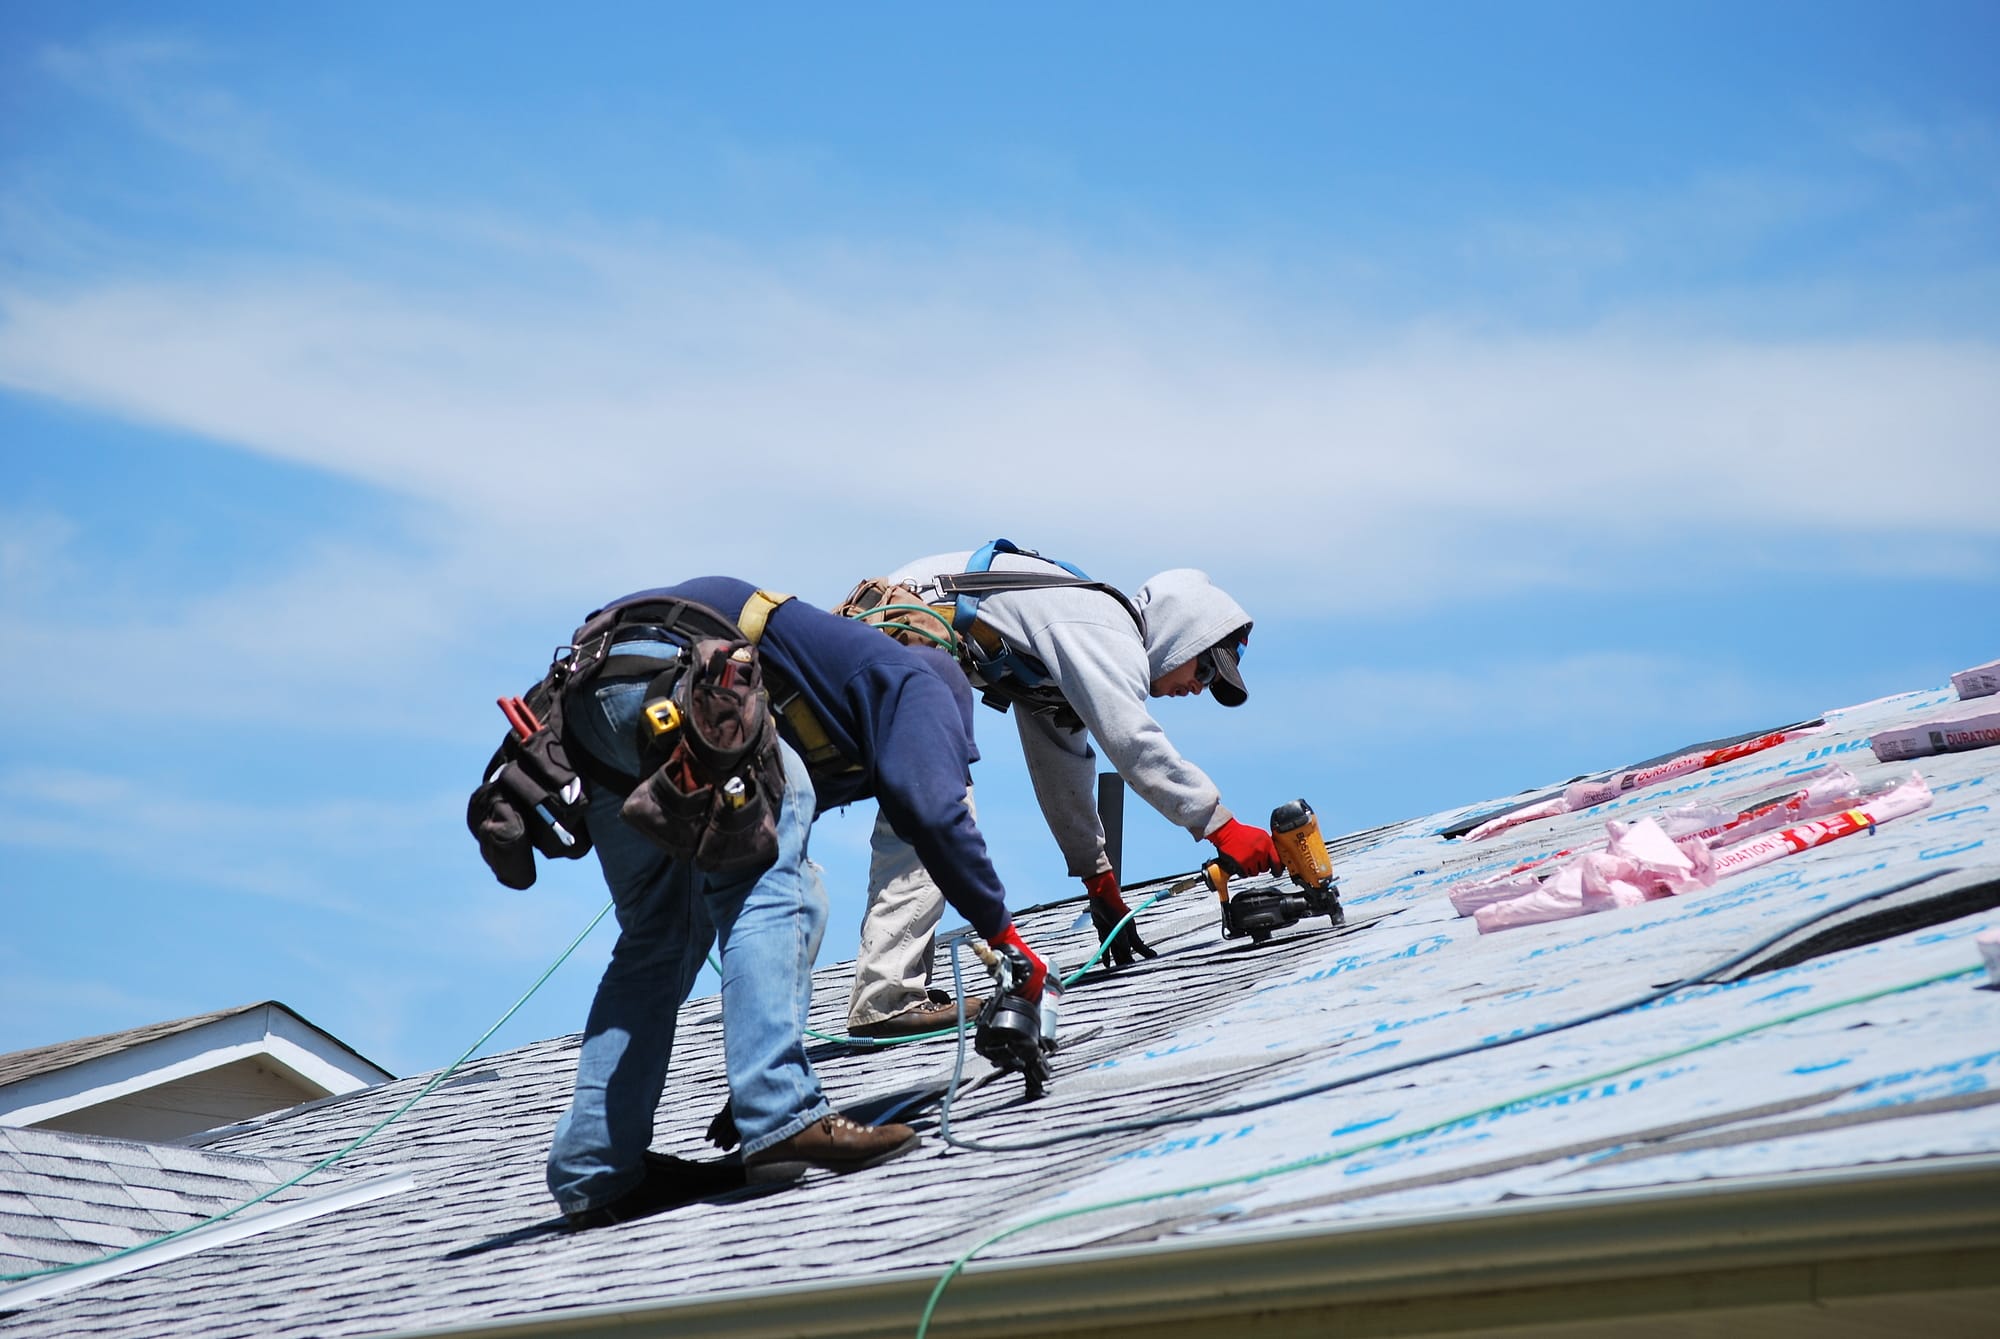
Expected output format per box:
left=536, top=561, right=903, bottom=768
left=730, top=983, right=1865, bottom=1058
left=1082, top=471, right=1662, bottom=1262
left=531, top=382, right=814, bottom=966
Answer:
left=842, top=542, right=1278, bottom=1037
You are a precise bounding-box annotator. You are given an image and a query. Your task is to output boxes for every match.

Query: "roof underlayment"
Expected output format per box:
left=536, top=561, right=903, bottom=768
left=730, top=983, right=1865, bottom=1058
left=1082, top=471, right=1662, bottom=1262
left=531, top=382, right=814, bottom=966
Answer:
left=3, top=676, right=1998, bottom=1337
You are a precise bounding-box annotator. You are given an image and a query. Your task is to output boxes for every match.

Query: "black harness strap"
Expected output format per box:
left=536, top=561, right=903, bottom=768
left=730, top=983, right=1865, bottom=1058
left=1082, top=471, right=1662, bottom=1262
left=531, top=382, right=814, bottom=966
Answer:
left=933, top=570, right=1145, bottom=633
left=929, top=569, right=1143, bottom=731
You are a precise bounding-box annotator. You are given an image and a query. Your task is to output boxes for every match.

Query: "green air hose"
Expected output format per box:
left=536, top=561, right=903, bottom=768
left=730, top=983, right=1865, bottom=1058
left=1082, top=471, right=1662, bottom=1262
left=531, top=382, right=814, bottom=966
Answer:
left=846, top=604, right=960, bottom=653
left=0, top=899, right=618, bottom=1287
left=4, top=883, right=1164, bottom=1283
left=911, top=963, right=1982, bottom=1338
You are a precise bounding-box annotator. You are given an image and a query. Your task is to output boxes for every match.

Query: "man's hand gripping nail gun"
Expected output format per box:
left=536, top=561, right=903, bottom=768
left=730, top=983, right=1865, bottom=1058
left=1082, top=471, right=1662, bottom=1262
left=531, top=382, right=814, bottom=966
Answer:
left=970, top=924, right=1061, bottom=1099
left=1203, top=800, right=1344, bottom=945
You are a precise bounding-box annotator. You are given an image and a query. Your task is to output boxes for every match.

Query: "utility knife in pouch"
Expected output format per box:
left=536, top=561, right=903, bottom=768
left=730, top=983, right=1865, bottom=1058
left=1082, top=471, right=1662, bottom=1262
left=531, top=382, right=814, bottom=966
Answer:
left=468, top=693, right=594, bottom=890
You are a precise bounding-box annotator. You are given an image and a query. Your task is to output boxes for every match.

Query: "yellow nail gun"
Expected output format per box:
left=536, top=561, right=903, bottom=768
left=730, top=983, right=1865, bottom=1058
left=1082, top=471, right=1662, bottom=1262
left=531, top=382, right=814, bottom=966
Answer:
left=1203, top=799, right=1345, bottom=945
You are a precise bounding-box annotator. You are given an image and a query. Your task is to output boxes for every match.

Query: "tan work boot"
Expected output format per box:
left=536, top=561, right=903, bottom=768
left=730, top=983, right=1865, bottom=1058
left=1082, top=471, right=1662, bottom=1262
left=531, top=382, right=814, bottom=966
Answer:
left=849, top=991, right=985, bottom=1039
left=744, top=1113, right=920, bottom=1183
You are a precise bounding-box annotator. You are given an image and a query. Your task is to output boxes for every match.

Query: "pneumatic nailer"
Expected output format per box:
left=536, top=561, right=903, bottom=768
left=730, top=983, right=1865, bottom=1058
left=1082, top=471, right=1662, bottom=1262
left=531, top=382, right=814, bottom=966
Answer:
left=1203, top=799, right=1344, bottom=945
left=969, top=941, right=1062, bottom=1099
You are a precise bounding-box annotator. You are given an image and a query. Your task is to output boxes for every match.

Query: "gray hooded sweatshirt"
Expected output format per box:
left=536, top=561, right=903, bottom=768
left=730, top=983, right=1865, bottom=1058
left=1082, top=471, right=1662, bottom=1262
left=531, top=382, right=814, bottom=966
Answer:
left=888, top=550, right=1252, bottom=878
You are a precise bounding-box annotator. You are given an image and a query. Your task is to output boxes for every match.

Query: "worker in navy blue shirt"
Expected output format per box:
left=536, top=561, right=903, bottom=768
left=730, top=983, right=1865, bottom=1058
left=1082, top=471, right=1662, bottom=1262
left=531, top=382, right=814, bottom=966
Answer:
left=546, top=578, right=1051, bottom=1227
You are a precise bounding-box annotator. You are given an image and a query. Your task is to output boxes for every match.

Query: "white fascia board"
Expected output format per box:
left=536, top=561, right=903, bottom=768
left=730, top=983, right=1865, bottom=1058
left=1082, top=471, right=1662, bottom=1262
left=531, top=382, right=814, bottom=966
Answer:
left=260, top=1007, right=395, bottom=1092
left=0, top=1005, right=389, bottom=1127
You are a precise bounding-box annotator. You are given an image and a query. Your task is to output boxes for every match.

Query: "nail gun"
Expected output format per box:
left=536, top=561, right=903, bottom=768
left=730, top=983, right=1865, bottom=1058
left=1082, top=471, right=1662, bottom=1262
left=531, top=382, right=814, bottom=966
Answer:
left=1203, top=798, right=1345, bottom=945
left=969, top=940, right=1063, bottom=1099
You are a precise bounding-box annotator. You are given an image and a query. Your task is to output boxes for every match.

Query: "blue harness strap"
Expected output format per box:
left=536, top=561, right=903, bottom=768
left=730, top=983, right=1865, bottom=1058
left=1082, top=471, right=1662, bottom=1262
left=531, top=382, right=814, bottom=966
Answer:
left=950, top=539, right=1089, bottom=631
left=949, top=539, right=1099, bottom=691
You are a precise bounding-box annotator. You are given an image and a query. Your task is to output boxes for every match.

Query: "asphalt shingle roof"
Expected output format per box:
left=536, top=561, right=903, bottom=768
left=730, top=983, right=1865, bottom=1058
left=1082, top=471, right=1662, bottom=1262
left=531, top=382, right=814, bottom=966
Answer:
left=0, top=1001, right=386, bottom=1093
left=2, top=679, right=1997, bottom=1336
left=0, top=1006, right=261, bottom=1092
left=0, top=1127, right=322, bottom=1274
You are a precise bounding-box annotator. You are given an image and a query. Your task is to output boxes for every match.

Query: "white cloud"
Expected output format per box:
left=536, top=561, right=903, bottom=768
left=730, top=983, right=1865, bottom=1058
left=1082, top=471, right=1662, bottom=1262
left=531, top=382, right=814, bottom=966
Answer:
left=1154, top=651, right=1784, bottom=784
left=4, top=33, right=1997, bottom=730
left=3, top=264, right=1994, bottom=578
left=0, top=510, right=80, bottom=595
left=1845, top=107, right=2000, bottom=184
left=1, top=251, right=1995, bottom=735
left=40, top=36, right=276, bottom=173
left=1287, top=653, right=1770, bottom=740
left=1461, top=169, right=1856, bottom=285
left=0, top=764, right=443, bottom=914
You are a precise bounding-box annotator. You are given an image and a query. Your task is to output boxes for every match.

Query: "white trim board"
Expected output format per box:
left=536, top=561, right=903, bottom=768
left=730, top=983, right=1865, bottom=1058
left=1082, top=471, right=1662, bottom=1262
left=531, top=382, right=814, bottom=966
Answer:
left=0, top=1004, right=392, bottom=1127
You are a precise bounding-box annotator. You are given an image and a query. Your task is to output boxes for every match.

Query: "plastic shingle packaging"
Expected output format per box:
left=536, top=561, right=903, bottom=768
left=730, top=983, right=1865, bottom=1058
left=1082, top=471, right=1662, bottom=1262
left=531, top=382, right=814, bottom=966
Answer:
left=1463, top=726, right=1824, bottom=841
left=1473, top=818, right=1712, bottom=933
left=1464, top=771, right=1934, bottom=934
left=1871, top=701, right=2000, bottom=762
left=1952, top=658, right=2000, bottom=700
left=1449, top=766, right=1863, bottom=918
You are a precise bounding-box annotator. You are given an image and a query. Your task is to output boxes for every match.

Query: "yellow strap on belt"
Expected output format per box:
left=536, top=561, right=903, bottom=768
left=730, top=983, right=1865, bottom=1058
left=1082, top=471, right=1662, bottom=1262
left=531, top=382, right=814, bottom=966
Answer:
left=779, top=699, right=848, bottom=769
left=736, top=588, right=859, bottom=772
left=737, top=589, right=795, bottom=645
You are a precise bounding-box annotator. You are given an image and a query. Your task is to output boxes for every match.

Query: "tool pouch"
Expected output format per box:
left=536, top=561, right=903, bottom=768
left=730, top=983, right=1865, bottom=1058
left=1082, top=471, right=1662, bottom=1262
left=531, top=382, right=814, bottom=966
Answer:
left=466, top=688, right=595, bottom=890
left=619, top=637, right=786, bottom=874
left=835, top=578, right=956, bottom=651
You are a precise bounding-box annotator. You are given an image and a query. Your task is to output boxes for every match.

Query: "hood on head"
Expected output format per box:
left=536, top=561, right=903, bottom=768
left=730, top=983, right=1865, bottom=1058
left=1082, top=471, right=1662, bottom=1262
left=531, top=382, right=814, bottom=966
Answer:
left=1135, top=569, right=1253, bottom=689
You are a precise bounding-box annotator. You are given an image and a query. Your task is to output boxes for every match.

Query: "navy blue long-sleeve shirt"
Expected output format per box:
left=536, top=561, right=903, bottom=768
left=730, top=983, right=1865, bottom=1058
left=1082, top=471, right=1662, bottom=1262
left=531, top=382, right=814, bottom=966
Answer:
left=608, top=578, right=1012, bottom=940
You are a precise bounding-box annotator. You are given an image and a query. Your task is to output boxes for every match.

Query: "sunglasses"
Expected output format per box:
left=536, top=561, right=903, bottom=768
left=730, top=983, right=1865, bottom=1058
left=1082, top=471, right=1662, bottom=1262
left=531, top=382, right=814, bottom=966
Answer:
left=1194, top=636, right=1247, bottom=687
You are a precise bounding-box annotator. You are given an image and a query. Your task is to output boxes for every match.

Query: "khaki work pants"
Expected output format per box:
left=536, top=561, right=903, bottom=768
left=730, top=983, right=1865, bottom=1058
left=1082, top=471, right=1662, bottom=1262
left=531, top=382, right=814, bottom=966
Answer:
left=845, top=788, right=975, bottom=1029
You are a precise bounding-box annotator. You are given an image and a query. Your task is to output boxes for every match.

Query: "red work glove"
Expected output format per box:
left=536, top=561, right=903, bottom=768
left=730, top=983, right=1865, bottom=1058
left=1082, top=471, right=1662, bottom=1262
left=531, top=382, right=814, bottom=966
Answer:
left=1208, top=817, right=1279, bottom=876
left=986, top=922, right=1050, bottom=1002
left=1083, top=869, right=1157, bottom=966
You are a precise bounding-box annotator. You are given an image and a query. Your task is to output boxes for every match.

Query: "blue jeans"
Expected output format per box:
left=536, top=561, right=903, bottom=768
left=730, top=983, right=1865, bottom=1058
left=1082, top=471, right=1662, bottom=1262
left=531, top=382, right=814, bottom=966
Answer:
left=546, top=659, right=832, bottom=1215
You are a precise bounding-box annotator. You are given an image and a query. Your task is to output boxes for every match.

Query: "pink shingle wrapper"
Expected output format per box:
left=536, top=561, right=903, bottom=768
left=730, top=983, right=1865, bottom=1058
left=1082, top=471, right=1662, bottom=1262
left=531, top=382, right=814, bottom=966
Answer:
left=1474, top=772, right=1933, bottom=935
left=1475, top=818, right=1712, bottom=933
left=1462, top=795, right=1569, bottom=843
left=1449, top=767, right=1862, bottom=919
left=1463, top=725, right=1824, bottom=843
left=1562, top=726, right=1824, bottom=812
left=1706, top=771, right=1933, bottom=879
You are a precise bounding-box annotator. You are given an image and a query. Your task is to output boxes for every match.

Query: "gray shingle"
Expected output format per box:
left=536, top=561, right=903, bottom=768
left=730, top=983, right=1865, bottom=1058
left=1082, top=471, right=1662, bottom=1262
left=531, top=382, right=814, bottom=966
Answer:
left=46, top=1218, right=152, bottom=1250
left=17, top=1194, right=158, bottom=1232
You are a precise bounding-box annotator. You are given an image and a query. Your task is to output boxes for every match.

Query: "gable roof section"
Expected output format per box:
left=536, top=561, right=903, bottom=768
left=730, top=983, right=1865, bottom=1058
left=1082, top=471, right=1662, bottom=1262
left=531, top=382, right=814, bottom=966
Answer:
left=0, top=1002, right=395, bottom=1140
left=1, top=680, right=1997, bottom=1336
left=0, top=1008, right=245, bottom=1091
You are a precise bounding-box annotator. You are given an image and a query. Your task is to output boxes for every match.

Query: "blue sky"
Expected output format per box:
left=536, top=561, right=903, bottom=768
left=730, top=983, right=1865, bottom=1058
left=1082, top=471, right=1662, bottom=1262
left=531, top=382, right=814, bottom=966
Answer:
left=3, top=2, right=1996, bottom=1077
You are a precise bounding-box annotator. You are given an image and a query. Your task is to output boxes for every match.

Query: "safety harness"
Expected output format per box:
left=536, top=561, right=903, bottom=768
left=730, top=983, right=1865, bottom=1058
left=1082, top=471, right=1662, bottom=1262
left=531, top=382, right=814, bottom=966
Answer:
left=840, top=539, right=1145, bottom=731
left=942, top=539, right=1143, bottom=697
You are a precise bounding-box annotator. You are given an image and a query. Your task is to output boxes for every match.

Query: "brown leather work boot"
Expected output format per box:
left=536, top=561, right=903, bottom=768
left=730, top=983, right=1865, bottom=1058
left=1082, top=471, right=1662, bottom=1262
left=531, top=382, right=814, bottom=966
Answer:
left=848, top=992, right=985, bottom=1039
left=744, top=1113, right=920, bottom=1183
left=563, top=1152, right=749, bottom=1230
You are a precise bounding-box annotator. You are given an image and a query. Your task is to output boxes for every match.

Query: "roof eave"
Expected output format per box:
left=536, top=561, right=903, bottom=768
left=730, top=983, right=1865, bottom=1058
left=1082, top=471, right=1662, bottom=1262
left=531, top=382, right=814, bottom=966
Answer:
left=374, top=1153, right=2000, bottom=1339
left=0, top=1002, right=394, bottom=1127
